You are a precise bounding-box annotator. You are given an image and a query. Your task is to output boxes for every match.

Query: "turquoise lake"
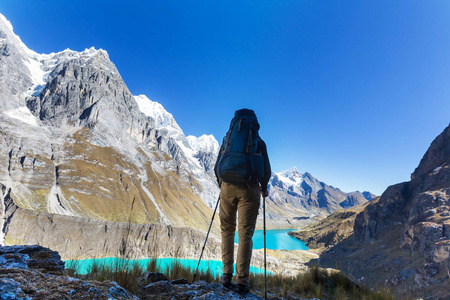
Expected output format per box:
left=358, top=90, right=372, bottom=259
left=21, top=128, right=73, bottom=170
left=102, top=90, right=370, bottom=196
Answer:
left=65, top=257, right=265, bottom=276
left=235, top=229, right=308, bottom=251
left=65, top=230, right=306, bottom=275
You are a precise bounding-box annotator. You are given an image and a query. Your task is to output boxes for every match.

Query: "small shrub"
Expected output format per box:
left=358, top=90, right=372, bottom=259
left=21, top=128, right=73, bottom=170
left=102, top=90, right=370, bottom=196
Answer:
left=147, top=258, right=158, bottom=272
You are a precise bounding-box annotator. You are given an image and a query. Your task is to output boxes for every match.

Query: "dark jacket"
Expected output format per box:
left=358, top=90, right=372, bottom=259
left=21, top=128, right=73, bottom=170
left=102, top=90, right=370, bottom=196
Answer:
left=214, top=137, right=271, bottom=193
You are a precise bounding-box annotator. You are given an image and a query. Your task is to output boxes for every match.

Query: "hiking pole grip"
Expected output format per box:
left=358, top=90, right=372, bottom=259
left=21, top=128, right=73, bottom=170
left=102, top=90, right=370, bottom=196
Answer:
left=193, top=195, right=220, bottom=283
left=263, top=195, right=267, bottom=300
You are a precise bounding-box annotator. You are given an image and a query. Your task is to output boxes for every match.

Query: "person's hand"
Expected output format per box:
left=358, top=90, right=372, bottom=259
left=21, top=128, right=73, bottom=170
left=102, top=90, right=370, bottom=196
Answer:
left=261, top=190, right=269, bottom=197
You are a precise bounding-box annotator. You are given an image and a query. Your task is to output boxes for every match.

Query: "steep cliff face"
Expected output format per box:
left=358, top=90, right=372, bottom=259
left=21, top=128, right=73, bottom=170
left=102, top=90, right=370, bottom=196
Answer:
left=354, top=124, right=450, bottom=265
left=319, top=123, right=450, bottom=299
left=403, top=124, right=450, bottom=271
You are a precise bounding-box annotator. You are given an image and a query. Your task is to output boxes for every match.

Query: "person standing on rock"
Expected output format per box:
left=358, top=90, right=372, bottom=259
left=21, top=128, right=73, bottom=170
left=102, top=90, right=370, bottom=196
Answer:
left=214, top=108, right=271, bottom=295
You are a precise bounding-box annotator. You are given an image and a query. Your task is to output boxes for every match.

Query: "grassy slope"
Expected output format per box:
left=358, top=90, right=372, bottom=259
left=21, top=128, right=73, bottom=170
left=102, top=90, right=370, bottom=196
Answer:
left=8, top=128, right=216, bottom=232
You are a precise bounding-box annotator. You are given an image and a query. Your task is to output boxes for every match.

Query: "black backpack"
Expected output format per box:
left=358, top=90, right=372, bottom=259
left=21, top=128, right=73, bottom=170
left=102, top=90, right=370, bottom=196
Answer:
left=216, top=109, right=264, bottom=186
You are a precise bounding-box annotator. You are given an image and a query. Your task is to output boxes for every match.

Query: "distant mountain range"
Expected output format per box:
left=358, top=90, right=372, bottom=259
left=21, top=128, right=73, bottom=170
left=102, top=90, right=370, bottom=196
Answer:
left=0, top=11, right=374, bottom=253
left=266, top=167, right=374, bottom=227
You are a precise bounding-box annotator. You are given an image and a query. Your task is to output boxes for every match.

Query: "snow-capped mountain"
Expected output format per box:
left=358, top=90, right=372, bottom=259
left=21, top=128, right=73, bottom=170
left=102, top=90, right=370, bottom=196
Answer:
left=273, top=167, right=304, bottom=188
left=0, top=12, right=220, bottom=236
left=265, top=167, right=371, bottom=227
left=134, top=94, right=219, bottom=207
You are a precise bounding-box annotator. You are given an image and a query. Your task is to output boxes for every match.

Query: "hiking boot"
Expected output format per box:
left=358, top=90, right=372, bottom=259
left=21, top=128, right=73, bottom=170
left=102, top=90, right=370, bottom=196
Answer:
left=221, top=273, right=234, bottom=288
left=237, top=284, right=250, bottom=296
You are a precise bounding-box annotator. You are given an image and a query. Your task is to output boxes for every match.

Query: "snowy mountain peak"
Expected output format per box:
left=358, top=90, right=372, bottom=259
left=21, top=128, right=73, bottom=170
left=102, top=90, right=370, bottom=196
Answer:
left=186, top=134, right=219, bottom=154
left=134, top=94, right=183, bottom=134
left=271, top=167, right=304, bottom=188
left=0, top=13, right=42, bottom=60
left=280, top=166, right=302, bottom=182
left=302, top=172, right=315, bottom=179
left=283, top=166, right=301, bottom=175
left=50, top=47, right=109, bottom=62
left=0, top=13, right=28, bottom=50
left=0, top=12, right=13, bottom=32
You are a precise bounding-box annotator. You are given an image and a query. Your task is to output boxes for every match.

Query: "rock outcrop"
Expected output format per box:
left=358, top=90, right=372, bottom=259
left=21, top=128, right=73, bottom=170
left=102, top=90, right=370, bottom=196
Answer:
left=140, top=279, right=263, bottom=300
left=317, top=123, right=450, bottom=299
left=0, top=244, right=138, bottom=299
left=0, top=244, right=265, bottom=299
left=289, top=200, right=372, bottom=251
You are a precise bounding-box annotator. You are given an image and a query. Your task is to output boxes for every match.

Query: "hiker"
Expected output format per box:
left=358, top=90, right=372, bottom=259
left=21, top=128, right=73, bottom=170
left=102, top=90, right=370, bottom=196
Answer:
left=214, top=108, right=271, bottom=295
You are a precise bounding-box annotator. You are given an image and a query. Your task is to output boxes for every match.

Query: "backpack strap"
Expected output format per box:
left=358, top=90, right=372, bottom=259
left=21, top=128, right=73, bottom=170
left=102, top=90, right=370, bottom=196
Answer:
left=224, top=118, right=238, bottom=153
left=246, top=124, right=253, bottom=154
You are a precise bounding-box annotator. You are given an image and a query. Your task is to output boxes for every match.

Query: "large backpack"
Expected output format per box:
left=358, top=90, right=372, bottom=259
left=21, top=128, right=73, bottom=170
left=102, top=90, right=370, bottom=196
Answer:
left=216, top=109, right=264, bottom=186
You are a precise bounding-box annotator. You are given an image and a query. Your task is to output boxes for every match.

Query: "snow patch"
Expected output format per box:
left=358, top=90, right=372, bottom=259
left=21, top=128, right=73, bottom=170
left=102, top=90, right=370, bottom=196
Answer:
left=141, top=171, right=169, bottom=225
left=0, top=185, right=9, bottom=245
left=98, top=186, right=110, bottom=193
left=134, top=94, right=183, bottom=134
left=186, top=134, right=219, bottom=154
left=23, top=55, right=45, bottom=89
left=3, top=107, right=39, bottom=126
left=0, top=13, right=13, bottom=32
left=151, top=161, right=167, bottom=176
left=432, top=166, right=443, bottom=175
left=46, top=185, right=76, bottom=217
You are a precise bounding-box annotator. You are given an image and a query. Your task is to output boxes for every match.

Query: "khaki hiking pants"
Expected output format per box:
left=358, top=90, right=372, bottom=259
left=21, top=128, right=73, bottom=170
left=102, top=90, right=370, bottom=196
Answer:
left=219, top=182, right=260, bottom=286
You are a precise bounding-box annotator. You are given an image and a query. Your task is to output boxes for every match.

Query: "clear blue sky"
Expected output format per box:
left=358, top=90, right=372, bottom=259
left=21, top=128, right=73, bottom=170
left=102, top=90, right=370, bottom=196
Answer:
left=1, top=1, right=449, bottom=195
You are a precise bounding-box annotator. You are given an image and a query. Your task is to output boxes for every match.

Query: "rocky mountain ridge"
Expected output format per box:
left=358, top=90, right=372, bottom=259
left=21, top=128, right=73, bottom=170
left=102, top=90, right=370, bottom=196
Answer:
left=293, top=123, right=450, bottom=299
left=266, top=167, right=373, bottom=227
left=0, top=12, right=220, bottom=234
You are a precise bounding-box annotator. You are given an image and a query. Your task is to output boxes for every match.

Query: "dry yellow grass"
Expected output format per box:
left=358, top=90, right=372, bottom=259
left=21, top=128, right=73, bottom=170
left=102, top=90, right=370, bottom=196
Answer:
left=9, top=128, right=217, bottom=232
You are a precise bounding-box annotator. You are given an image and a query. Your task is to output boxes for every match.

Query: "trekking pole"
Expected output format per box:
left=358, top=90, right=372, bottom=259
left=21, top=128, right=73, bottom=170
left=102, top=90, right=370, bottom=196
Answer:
left=263, top=195, right=267, bottom=300
left=193, top=195, right=220, bottom=283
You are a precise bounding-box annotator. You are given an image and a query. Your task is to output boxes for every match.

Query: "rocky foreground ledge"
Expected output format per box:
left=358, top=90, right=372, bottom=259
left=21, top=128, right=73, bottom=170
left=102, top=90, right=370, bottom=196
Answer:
left=0, top=244, right=136, bottom=299
left=0, top=244, right=274, bottom=299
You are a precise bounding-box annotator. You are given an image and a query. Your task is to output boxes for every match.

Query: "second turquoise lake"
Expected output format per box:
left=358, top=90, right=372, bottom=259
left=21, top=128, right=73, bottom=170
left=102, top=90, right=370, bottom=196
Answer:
left=235, top=229, right=308, bottom=250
